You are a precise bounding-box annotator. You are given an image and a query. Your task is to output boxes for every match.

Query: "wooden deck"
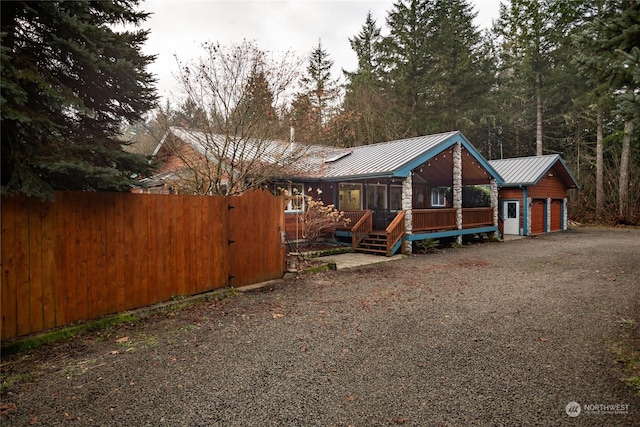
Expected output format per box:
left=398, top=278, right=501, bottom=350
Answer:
left=337, top=207, right=496, bottom=255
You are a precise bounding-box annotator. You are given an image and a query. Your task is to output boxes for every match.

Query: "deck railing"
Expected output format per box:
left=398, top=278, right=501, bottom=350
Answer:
left=385, top=210, right=406, bottom=256
left=338, top=210, right=368, bottom=231
left=351, top=210, right=373, bottom=250
left=413, top=207, right=494, bottom=232
left=413, top=208, right=457, bottom=232
left=462, top=207, right=494, bottom=228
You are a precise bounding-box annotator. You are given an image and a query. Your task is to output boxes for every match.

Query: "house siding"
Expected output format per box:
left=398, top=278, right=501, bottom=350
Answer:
left=527, top=173, right=568, bottom=199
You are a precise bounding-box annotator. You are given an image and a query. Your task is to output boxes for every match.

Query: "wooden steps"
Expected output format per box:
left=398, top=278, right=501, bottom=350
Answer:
left=354, top=231, right=388, bottom=255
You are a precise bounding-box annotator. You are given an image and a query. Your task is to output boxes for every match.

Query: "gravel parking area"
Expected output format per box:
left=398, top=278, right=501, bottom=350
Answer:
left=1, top=227, right=639, bottom=426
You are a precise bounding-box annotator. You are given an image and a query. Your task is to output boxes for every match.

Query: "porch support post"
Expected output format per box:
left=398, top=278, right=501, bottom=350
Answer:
left=453, top=141, right=463, bottom=245
left=526, top=197, right=532, bottom=236
left=490, top=178, right=499, bottom=229
left=402, top=174, right=413, bottom=254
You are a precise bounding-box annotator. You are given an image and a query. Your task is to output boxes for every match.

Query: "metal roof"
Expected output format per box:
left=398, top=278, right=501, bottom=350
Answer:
left=488, top=154, right=578, bottom=187
left=321, top=132, right=458, bottom=179
left=155, top=128, right=504, bottom=183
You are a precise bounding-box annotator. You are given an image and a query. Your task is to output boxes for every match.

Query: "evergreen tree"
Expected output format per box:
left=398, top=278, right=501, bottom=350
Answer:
left=1, top=0, right=157, bottom=199
left=573, top=0, right=640, bottom=220
left=299, top=39, right=340, bottom=128
left=231, top=68, right=280, bottom=137
left=342, top=11, right=402, bottom=145
left=424, top=0, right=493, bottom=136
left=379, top=0, right=434, bottom=136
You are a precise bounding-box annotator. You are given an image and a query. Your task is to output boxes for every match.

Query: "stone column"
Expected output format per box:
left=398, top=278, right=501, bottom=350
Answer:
left=546, top=198, right=552, bottom=232
left=453, top=142, right=463, bottom=245
left=490, top=178, right=499, bottom=229
left=402, top=174, right=413, bottom=254
left=563, top=197, right=568, bottom=230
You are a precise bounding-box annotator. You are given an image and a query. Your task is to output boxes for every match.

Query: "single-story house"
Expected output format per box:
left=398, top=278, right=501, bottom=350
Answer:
left=143, top=127, right=578, bottom=255
left=489, top=154, right=579, bottom=236
left=273, top=131, right=505, bottom=255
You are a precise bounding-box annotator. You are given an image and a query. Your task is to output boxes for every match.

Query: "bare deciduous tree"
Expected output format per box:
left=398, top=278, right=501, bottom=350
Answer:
left=162, top=40, right=307, bottom=195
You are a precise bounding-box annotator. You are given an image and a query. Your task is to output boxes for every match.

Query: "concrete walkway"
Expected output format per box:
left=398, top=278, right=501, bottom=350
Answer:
left=318, top=252, right=405, bottom=270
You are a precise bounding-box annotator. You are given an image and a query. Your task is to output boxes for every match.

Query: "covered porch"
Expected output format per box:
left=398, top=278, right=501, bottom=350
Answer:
left=332, top=140, right=501, bottom=255
left=336, top=206, right=496, bottom=256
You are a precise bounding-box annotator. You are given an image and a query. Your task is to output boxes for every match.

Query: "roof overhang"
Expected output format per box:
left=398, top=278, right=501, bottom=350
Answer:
left=393, top=133, right=504, bottom=185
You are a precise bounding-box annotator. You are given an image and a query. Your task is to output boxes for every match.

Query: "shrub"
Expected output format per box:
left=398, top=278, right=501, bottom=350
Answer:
left=298, top=188, right=349, bottom=245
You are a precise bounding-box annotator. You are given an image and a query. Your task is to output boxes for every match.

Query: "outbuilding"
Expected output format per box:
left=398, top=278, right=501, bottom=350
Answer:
left=489, top=154, right=579, bottom=236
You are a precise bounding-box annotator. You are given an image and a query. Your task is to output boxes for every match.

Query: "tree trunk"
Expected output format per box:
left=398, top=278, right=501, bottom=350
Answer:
left=619, top=119, right=633, bottom=219
left=536, top=71, right=543, bottom=156
left=596, top=110, right=603, bottom=217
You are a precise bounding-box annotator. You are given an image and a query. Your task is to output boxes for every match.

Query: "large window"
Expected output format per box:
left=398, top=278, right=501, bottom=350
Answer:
left=431, top=187, right=447, bottom=207
left=390, top=186, right=403, bottom=211
left=339, top=183, right=362, bottom=210
left=366, top=184, right=387, bottom=210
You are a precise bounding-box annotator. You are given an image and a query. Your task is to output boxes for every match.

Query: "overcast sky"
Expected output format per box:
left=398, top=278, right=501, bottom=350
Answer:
left=140, top=0, right=503, bottom=101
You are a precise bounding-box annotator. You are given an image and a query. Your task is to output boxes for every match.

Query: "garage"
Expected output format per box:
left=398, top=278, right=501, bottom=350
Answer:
left=550, top=199, right=563, bottom=231
left=490, top=154, right=578, bottom=236
left=531, top=199, right=546, bottom=235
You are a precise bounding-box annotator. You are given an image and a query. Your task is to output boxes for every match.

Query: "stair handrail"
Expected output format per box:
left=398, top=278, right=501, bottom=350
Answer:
left=385, top=210, right=406, bottom=256
left=351, top=210, right=373, bottom=250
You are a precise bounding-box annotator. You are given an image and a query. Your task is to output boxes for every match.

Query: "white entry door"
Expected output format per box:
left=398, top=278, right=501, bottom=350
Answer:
left=503, top=200, right=520, bottom=235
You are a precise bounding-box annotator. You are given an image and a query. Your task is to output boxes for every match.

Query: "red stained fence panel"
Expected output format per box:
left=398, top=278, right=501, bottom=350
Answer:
left=1, top=190, right=285, bottom=339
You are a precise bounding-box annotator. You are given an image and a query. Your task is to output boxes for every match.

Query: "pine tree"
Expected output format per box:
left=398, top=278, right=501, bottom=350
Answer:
left=299, top=39, right=340, bottom=128
left=1, top=0, right=157, bottom=199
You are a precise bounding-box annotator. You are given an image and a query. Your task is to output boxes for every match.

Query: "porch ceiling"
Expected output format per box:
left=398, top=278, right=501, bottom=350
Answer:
left=413, top=147, right=493, bottom=186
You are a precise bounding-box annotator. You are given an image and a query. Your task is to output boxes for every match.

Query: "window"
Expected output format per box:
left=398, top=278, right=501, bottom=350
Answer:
left=431, top=187, right=447, bottom=207
left=507, top=202, right=517, bottom=219
left=339, top=183, right=362, bottom=210
left=366, top=184, right=387, bottom=210
left=390, top=186, right=403, bottom=211
left=278, top=183, right=305, bottom=212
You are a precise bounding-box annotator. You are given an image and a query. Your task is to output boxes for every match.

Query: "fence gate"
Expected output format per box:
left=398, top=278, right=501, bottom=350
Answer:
left=226, top=190, right=285, bottom=288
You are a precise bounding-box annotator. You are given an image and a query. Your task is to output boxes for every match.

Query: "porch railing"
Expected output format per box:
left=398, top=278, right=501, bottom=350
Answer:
left=385, top=210, right=406, bottom=256
left=462, top=207, right=494, bottom=228
left=413, top=208, right=457, bottom=232
left=338, top=210, right=368, bottom=231
left=413, top=207, right=494, bottom=232
left=351, top=210, right=372, bottom=250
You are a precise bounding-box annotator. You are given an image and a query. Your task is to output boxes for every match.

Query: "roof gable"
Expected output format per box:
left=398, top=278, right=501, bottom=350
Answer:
left=489, top=154, right=579, bottom=188
left=320, top=131, right=503, bottom=183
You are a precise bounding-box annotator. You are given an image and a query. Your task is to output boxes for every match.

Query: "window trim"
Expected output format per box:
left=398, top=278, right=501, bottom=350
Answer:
left=390, top=185, right=403, bottom=211
left=366, top=184, right=388, bottom=210
left=282, top=183, right=305, bottom=213
left=431, top=187, right=447, bottom=207
left=339, top=182, right=363, bottom=210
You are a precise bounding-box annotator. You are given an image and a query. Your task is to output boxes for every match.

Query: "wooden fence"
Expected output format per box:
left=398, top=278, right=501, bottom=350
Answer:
left=1, top=190, right=285, bottom=340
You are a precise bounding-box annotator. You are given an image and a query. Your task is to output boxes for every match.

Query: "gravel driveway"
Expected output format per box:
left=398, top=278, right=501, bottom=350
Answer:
left=2, top=227, right=639, bottom=426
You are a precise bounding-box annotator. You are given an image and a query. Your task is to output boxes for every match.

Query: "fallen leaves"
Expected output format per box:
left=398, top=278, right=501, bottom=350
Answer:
left=0, top=403, right=16, bottom=415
